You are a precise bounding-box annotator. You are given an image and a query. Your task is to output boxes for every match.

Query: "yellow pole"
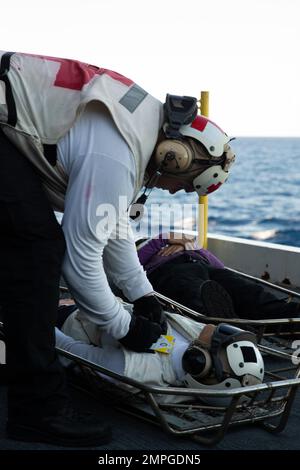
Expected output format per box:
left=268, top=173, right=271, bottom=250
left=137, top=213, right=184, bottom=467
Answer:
left=199, top=91, right=209, bottom=248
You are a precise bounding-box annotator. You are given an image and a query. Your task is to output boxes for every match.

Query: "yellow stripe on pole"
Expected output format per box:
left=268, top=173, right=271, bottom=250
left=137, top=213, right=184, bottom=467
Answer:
left=199, top=91, right=209, bottom=248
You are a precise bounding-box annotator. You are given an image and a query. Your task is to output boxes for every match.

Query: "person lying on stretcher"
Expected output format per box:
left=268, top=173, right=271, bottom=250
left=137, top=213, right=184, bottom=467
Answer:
left=136, top=232, right=300, bottom=320
left=55, top=302, right=264, bottom=398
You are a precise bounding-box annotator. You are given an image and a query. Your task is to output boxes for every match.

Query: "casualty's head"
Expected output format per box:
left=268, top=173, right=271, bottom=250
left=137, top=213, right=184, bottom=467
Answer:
left=182, top=323, right=264, bottom=397
left=148, top=94, right=235, bottom=195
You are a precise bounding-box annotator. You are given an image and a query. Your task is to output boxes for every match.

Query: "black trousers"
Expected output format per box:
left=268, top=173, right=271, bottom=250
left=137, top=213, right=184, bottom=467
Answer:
left=0, top=129, right=68, bottom=421
left=148, top=255, right=289, bottom=320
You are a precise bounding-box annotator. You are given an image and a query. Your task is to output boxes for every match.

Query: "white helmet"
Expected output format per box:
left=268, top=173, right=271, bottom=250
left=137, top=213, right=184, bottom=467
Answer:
left=180, top=114, right=230, bottom=158
left=181, top=115, right=235, bottom=195
left=156, top=95, right=235, bottom=196
left=182, top=324, right=264, bottom=401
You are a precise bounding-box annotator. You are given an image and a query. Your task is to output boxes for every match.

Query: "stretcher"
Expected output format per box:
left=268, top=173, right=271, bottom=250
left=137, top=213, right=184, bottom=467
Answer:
left=63, top=270, right=300, bottom=444
left=155, top=268, right=300, bottom=348
left=58, top=278, right=300, bottom=445
left=1, top=275, right=300, bottom=446
left=57, top=277, right=300, bottom=445
left=56, top=327, right=300, bottom=446
left=1, top=315, right=300, bottom=446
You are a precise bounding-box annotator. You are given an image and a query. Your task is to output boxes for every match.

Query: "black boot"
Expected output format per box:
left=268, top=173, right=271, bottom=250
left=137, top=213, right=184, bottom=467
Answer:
left=7, top=404, right=112, bottom=447
left=199, top=280, right=237, bottom=318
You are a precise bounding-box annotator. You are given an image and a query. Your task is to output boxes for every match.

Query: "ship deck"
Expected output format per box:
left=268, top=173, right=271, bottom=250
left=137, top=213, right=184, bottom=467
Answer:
left=1, top=362, right=300, bottom=451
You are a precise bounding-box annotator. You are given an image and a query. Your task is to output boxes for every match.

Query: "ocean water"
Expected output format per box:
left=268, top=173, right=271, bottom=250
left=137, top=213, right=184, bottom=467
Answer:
left=136, top=138, right=300, bottom=248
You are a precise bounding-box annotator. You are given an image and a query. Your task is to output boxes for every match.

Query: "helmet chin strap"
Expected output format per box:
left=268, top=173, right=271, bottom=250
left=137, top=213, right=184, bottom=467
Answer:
left=129, top=94, right=207, bottom=220
left=129, top=155, right=201, bottom=221
left=129, top=168, right=163, bottom=221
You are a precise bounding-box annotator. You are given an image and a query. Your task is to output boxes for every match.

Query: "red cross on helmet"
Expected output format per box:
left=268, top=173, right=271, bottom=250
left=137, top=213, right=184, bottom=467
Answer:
left=180, top=115, right=235, bottom=196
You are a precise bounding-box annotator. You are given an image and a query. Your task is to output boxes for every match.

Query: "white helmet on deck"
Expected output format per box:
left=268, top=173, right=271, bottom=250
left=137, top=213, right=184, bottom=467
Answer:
left=182, top=324, right=264, bottom=400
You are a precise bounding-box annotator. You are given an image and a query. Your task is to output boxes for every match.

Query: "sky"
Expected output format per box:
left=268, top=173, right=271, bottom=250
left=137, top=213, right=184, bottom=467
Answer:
left=1, top=0, right=300, bottom=136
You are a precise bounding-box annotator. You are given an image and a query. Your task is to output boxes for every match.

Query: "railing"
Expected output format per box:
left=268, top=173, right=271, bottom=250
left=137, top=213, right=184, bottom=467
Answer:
left=198, top=91, right=209, bottom=249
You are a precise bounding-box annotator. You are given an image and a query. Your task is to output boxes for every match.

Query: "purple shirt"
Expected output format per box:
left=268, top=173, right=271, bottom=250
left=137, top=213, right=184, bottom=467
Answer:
left=137, top=234, right=224, bottom=274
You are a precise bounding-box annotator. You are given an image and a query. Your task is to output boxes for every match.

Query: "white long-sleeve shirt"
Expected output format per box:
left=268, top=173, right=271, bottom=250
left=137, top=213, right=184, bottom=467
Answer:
left=55, top=324, right=189, bottom=384
left=57, top=102, right=153, bottom=339
left=55, top=305, right=193, bottom=385
left=57, top=308, right=206, bottom=396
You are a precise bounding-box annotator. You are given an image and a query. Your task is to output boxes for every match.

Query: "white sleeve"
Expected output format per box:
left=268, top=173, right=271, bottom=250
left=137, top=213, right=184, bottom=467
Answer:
left=55, top=327, right=102, bottom=364
left=61, top=152, right=136, bottom=340
left=103, top=216, right=154, bottom=302
left=55, top=328, right=125, bottom=376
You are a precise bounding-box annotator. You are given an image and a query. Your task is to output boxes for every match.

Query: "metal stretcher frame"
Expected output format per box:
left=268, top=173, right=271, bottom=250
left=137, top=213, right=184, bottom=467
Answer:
left=154, top=269, right=300, bottom=343
left=58, top=280, right=300, bottom=444
left=1, top=313, right=300, bottom=446
left=2, top=274, right=300, bottom=446
left=59, top=271, right=300, bottom=342
left=56, top=340, right=300, bottom=446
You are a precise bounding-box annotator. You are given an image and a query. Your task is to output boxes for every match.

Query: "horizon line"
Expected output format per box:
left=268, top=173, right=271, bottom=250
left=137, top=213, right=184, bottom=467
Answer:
left=232, top=135, right=300, bottom=139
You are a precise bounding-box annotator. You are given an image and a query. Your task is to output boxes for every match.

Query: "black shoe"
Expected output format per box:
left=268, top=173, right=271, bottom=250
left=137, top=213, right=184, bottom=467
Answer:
left=7, top=405, right=112, bottom=447
left=200, top=280, right=237, bottom=318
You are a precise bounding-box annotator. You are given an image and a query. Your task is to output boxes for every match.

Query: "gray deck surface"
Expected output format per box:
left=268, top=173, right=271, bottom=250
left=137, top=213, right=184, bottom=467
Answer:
left=1, top=383, right=300, bottom=451
left=1, top=281, right=300, bottom=451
